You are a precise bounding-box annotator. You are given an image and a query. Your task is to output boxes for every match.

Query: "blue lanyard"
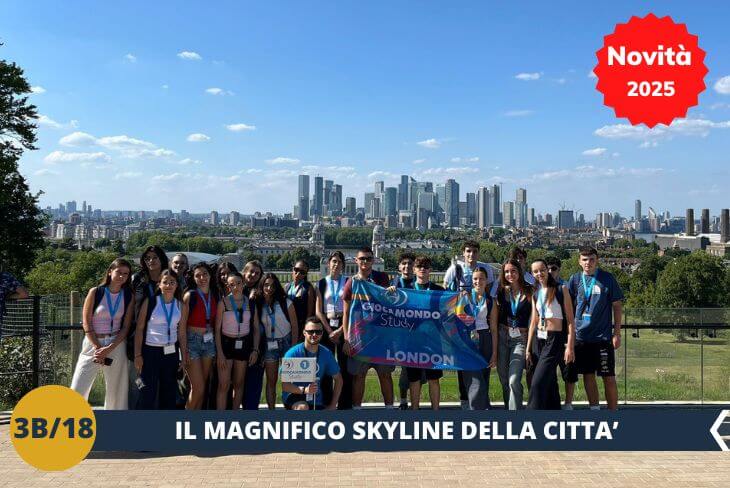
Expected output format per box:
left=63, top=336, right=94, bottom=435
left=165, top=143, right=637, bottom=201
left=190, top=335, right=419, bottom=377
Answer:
left=288, top=282, right=302, bottom=299
left=414, top=281, right=428, bottom=290
left=104, top=288, right=123, bottom=333
left=266, top=303, right=277, bottom=338
left=228, top=294, right=246, bottom=336
left=160, top=298, right=176, bottom=344
left=581, top=274, right=597, bottom=302
left=471, top=290, right=486, bottom=320
left=328, top=276, right=343, bottom=307
left=196, top=290, right=212, bottom=328
left=398, top=277, right=406, bottom=288
left=537, top=287, right=547, bottom=320
left=509, top=290, right=522, bottom=320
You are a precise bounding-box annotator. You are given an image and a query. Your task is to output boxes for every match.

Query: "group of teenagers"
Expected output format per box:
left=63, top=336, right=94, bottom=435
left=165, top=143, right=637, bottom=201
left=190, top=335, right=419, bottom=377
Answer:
left=69, top=240, right=624, bottom=411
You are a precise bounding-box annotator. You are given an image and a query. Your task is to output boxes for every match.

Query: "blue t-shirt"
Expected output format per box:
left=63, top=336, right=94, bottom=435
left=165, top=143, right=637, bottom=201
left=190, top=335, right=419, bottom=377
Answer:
left=281, top=343, right=340, bottom=406
left=568, top=269, right=624, bottom=343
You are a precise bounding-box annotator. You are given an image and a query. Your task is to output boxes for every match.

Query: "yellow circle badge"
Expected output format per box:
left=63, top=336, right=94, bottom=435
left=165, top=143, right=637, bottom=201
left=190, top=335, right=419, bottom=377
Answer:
left=10, top=385, right=96, bottom=471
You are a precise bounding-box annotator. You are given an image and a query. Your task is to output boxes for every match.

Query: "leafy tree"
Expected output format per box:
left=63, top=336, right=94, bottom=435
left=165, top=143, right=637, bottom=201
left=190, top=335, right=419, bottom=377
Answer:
left=0, top=50, right=47, bottom=276
left=654, top=252, right=730, bottom=308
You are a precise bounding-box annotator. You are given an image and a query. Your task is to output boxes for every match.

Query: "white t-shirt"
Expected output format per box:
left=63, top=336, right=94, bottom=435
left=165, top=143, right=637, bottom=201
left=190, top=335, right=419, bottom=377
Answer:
left=145, top=298, right=181, bottom=346
left=261, top=299, right=292, bottom=339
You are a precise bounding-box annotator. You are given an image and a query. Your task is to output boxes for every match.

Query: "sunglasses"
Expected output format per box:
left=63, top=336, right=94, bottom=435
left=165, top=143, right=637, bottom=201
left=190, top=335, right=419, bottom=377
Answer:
left=415, top=264, right=431, bottom=269
left=144, top=255, right=160, bottom=262
left=293, top=268, right=308, bottom=274
left=357, top=256, right=374, bottom=262
left=548, top=266, right=560, bottom=272
left=304, top=329, right=323, bottom=336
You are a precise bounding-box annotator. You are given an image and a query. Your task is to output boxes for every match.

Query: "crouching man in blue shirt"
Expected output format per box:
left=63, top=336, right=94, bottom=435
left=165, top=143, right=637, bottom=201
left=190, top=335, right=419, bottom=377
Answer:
left=567, top=246, right=624, bottom=411
left=281, top=316, right=342, bottom=410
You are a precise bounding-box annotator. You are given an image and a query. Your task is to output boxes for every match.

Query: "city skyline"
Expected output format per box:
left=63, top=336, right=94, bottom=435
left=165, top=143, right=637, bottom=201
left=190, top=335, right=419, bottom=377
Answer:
left=4, top=1, right=730, bottom=215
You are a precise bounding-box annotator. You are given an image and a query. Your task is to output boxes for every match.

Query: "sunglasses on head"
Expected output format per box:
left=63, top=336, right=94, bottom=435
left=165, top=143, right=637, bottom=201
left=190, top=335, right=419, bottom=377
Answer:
left=304, top=329, right=323, bottom=336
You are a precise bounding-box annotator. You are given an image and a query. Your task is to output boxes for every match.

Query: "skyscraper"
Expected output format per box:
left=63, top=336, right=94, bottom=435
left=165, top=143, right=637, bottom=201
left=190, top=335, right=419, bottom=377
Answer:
left=635, top=199, right=641, bottom=222
left=490, top=184, right=501, bottom=225
left=364, top=192, right=375, bottom=218
left=384, top=187, right=397, bottom=217
left=435, top=184, right=446, bottom=213
left=701, top=208, right=710, bottom=234
left=313, top=176, right=324, bottom=217
left=398, top=175, right=410, bottom=211
left=210, top=211, right=219, bottom=225
left=515, top=188, right=527, bottom=228
left=476, top=187, right=490, bottom=229
left=686, top=208, right=695, bottom=235
left=324, top=179, right=333, bottom=207
left=558, top=210, right=574, bottom=229
left=445, top=179, right=460, bottom=228
left=345, top=197, right=356, bottom=216
left=466, top=192, right=476, bottom=225
left=721, top=209, right=729, bottom=243
left=503, top=201, right=515, bottom=227
left=297, top=175, right=310, bottom=220
left=332, top=184, right=343, bottom=214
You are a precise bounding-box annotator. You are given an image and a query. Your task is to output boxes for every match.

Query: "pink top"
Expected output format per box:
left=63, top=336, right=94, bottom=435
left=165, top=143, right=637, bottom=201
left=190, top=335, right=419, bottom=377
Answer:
left=221, top=296, right=252, bottom=338
left=91, top=290, right=125, bottom=335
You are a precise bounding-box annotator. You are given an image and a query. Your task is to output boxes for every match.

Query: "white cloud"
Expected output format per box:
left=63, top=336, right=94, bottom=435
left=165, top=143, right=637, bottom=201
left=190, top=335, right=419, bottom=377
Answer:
left=226, top=123, right=256, bottom=132
left=710, top=102, right=730, bottom=110
left=37, top=115, right=78, bottom=130
left=162, top=84, right=169, bottom=90
left=124, top=53, right=137, bottom=63
left=515, top=72, right=542, bottom=81
left=205, top=87, right=234, bottom=96
left=595, top=118, right=730, bottom=145
left=531, top=165, right=664, bottom=181
left=412, top=159, right=426, bottom=164
left=44, top=151, right=111, bottom=165
left=34, top=168, right=59, bottom=176
left=152, top=172, right=187, bottom=181
left=186, top=133, right=210, bottom=142
left=176, top=158, right=202, bottom=165
left=177, top=51, right=202, bottom=61
left=30, top=86, right=46, bottom=94
left=59, top=131, right=97, bottom=146
left=244, top=169, right=264, bottom=174
left=450, top=157, right=479, bottom=163
left=114, top=171, right=143, bottom=179
left=588, top=71, right=597, bottom=79
left=582, top=147, right=608, bottom=157
left=714, top=76, right=730, bottom=95
left=417, top=138, right=441, bottom=149
left=503, top=110, right=534, bottom=117
left=367, top=171, right=398, bottom=180
left=554, top=78, right=567, bottom=84
left=266, top=157, right=300, bottom=165
left=420, top=166, right=479, bottom=177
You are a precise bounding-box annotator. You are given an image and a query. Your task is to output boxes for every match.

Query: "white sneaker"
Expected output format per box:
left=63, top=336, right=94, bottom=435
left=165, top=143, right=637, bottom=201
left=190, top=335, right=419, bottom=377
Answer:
left=562, top=403, right=573, bottom=411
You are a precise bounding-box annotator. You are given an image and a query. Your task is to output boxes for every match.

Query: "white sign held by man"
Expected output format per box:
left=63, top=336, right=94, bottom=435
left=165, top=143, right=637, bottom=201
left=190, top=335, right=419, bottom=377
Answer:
left=280, top=357, right=316, bottom=383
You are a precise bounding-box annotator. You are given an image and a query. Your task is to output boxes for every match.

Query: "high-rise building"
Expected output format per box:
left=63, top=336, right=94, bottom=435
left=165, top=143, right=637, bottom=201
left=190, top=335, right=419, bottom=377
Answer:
left=66, top=201, right=77, bottom=214
left=364, top=193, right=375, bottom=218
left=544, top=213, right=553, bottom=226
left=384, top=187, right=397, bottom=217
left=527, top=207, right=536, bottom=226
left=332, top=184, right=343, bottom=214
left=635, top=199, right=641, bottom=222
left=701, top=208, right=710, bottom=234
left=686, top=208, right=695, bottom=235
left=398, top=175, right=410, bottom=211
left=558, top=210, right=575, bottom=229
left=515, top=188, right=527, bottom=228
left=297, top=175, right=310, bottom=220
left=435, top=184, right=446, bottom=213
left=445, top=179, right=460, bottom=228
left=210, top=211, right=219, bottom=225
left=417, top=191, right=437, bottom=229
left=466, top=192, right=476, bottom=225
left=229, top=211, right=240, bottom=226
left=345, top=197, right=356, bottom=216
left=82, top=201, right=87, bottom=215
left=503, top=201, right=515, bottom=227
left=476, top=187, right=490, bottom=229
left=313, top=176, right=324, bottom=217
left=721, top=209, right=729, bottom=243
left=490, top=184, right=501, bottom=225
left=648, top=207, right=659, bottom=232
left=324, top=179, right=333, bottom=207
left=370, top=198, right=381, bottom=220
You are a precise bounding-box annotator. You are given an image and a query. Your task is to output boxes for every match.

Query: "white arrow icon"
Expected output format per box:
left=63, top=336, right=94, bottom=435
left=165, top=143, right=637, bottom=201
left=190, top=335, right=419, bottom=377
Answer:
left=709, top=409, right=729, bottom=451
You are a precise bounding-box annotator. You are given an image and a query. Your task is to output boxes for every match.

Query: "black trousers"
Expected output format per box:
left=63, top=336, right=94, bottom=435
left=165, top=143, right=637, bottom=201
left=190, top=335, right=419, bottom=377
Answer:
left=320, top=333, right=353, bottom=409
left=136, top=344, right=179, bottom=410
left=527, top=331, right=564, bottom=410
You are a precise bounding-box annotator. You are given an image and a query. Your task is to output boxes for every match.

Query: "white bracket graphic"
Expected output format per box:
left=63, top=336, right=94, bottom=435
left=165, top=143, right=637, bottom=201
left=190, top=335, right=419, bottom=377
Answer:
left=709, top=409, right=729, bottom=451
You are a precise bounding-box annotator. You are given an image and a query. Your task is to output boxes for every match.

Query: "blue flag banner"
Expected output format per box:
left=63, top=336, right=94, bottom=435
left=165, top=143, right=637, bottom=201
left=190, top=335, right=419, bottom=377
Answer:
left=349, top=279, right=487, bottom=371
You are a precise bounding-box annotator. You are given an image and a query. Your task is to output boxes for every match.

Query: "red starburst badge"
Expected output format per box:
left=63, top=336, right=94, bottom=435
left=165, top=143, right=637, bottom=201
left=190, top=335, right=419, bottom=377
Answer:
left=594, top=13, right=708, bottom=128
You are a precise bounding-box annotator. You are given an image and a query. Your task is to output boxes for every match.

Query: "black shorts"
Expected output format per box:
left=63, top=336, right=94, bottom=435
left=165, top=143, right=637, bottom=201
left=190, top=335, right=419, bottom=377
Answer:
left=284, top=393, right=322, bottom=410
left=406, top=367, right=443, bottom=383
left=221, top=334, right=253, bottom=362
left=574, top=340, right=615, bottom=377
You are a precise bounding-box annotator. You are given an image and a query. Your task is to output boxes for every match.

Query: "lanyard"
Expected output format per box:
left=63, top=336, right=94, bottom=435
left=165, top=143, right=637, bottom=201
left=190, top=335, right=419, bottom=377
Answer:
left=104, top=288, right=123, bottom=333
left=509, top=290, right=522, bottom=321
left=160, top=298, right=176, bottom=344
left=581, top=274, right=597, bottom=303
left=398, top=277, right=407, bottom=288
left=328, top=275, right=343, bottom=307
left=228, top=294, right=246, bottom=336
left=414, top=281, right=428, bottom=290
left=266, top=302, right=277, bottom=338
left=472, top=290, right=486, bottom=320
left=196, top=290, right=212, bottom=329
left=147, top=283, right=155, bottom=297
left=537, top=287, right=547, bottom=322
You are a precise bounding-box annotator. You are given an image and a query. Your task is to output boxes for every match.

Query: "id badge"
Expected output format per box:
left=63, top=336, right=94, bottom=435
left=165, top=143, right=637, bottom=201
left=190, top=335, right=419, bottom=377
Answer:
left=267, top=340, right=278, bottom=351
left=234, top=340, right=243, bottom=350
left=203, top=332, right=214, bottom=343
left=475, top=318, right=488, bottom=330
left=509, top=327, right=522, bottom=339
left=582, top=313, right=592, bottom=325
left=163, top=344, right=176, bottom=355
left=470, top=329, right=480, bottom=344
left=306, top=392, right=314, bottom=402
left=329, top=318, right=340, bottom=329
left=537, top=329, right=548, bottom=340
left=326, top=304, right=335, bottom=313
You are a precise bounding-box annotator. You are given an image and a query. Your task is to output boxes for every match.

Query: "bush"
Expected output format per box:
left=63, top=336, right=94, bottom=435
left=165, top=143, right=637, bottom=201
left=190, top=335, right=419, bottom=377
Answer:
left=0, top=337, right=34, bottom=409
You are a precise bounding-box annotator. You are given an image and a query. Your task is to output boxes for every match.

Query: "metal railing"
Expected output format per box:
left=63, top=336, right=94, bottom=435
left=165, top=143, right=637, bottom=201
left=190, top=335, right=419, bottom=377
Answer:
left=1, top=295, right=729, bottom=407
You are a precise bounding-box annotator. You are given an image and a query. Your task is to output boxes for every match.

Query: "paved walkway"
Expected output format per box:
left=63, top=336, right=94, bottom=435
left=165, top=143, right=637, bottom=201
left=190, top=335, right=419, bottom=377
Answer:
left=2, top=425, right=728, bottom=487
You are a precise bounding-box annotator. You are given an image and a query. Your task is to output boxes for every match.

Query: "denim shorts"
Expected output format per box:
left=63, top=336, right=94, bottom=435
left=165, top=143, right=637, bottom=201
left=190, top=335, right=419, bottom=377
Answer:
left=187, top=330, right=216, bottom=360
left=264, top=333, right=291, bottom=362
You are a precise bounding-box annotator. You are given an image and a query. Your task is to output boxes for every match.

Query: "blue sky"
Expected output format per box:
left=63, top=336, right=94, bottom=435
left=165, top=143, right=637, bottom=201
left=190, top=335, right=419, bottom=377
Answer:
left=3, top=1, right=730, bottom=217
